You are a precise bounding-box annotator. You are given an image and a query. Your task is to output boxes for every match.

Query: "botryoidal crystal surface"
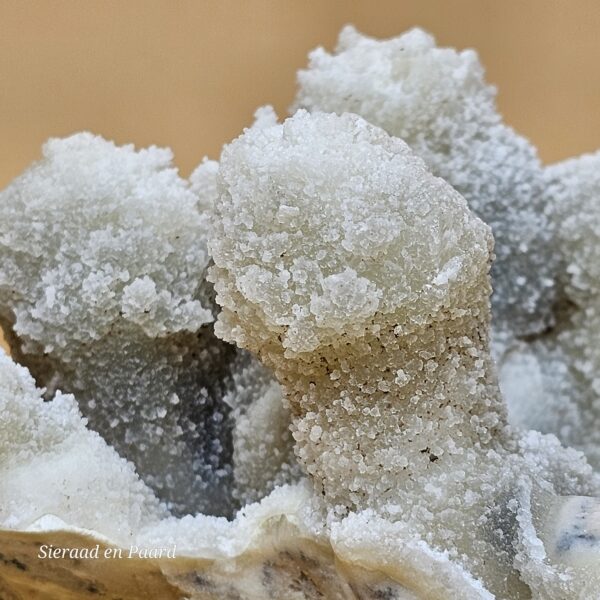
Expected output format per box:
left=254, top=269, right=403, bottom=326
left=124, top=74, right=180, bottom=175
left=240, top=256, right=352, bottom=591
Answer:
left=0, top=26, right=599, bottom=600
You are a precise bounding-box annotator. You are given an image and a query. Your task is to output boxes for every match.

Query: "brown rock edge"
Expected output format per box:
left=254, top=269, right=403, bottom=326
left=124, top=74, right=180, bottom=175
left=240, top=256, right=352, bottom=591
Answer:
left=0, top=527, right=415, bottom=600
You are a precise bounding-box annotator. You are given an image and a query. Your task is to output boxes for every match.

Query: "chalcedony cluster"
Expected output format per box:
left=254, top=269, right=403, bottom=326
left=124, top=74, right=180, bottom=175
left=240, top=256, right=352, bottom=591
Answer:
left=0, top=26, right=599, bottom=600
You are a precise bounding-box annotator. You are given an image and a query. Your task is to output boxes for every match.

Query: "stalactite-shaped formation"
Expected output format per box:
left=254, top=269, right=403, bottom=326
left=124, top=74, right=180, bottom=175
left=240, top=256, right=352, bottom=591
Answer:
left=1, top=26, right=600, bottom=600
left=293, top=24, right=600, bottom=490
left=209, top=108, right=599, bottom=598
left=0, top=133, right=237, bottom=516
left=293, top=26, right=556, bottom=338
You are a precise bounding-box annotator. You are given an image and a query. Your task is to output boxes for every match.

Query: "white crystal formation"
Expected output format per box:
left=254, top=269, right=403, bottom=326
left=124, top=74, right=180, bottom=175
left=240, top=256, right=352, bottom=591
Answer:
left=0, top=26, right=599, bottom=599
left=293, top=26, right=556, bottom=337
left=0, top=133, right=236, bottom=516
left=223, top=350, right=302, bottom=505
left=292, top=23, right=600, bottom=527
left=500, top=152, right=600, bottom=467
left=209, top=108, right=599, bottom=598
left=0, top=350, right=163, bottom=544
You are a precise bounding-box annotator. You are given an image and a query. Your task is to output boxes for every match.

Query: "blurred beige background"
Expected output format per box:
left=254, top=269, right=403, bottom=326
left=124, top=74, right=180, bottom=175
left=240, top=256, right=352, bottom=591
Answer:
left=1, top=0, right=600, bottom=191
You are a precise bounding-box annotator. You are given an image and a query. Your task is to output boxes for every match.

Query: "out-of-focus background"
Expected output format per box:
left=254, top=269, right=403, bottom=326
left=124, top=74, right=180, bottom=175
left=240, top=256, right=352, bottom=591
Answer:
left=1, top=0, right=600, bottom=190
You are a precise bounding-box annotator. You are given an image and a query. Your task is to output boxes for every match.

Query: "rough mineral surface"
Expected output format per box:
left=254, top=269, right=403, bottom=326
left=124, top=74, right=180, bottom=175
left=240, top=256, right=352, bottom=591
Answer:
left=208, top=108, right=600, bottom=598
left=1, top=26, right=600, bottom=600
left=224, top=351, right=302, bottom=505
left=293, top=24, right=600, bottom=513
left=0, top=349, right=163, bottom=544
left=500, top=152, right=600, bottom=468
left=0, top=133, right=237, bottom=517
left=293, top=26, right=556, bottom=338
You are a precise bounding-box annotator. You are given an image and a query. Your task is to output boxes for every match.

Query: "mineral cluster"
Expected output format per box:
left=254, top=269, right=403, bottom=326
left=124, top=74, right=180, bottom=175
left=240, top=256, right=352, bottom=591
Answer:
left=0, top=26, right=599, bottom=600
left=0, top=134, right=297, bottom=518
